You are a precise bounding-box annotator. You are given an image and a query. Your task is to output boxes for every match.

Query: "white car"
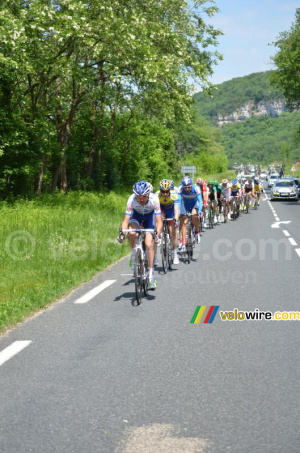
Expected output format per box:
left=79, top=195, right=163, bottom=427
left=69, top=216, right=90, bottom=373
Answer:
left=268, top=174, right=279, bottom=188
left=260, top=171, right=268, bottom=180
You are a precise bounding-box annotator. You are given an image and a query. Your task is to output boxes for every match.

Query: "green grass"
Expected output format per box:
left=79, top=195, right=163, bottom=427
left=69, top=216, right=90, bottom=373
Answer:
left=0, top=191, right=130, bottom=332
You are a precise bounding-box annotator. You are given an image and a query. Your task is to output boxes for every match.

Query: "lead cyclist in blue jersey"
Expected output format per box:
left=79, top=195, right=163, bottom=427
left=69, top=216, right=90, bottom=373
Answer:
left=178, top=176, right=203, bottom=251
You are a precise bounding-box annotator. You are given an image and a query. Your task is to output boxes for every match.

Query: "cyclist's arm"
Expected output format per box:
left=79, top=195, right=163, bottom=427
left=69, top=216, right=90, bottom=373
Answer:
left=155, top=214, right=163, bottom=237
left=121, top=214, right=131, bottom=232
left=174, top=204, right=179, bottom=222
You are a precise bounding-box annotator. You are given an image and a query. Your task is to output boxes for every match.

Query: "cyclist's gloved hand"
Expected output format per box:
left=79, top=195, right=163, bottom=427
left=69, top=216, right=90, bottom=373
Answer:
left=155, top=236, right=161, bottom=247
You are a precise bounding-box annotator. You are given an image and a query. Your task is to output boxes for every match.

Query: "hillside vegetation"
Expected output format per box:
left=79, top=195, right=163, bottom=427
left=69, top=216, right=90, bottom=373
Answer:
left=193, top=71, right=300, bottom=165
left=220, top=112, right=300, bottom=165
left=194, top=71, right=285, bottom=121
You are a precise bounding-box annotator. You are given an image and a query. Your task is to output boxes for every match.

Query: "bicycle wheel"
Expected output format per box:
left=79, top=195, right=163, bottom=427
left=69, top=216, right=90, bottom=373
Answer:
left=161, top=234, right=168, bottom=274
left=254, top=198, right=258, bottom=210
left=134, top=250, right=143, bottom=305
left=186, top=222, right=193, bottom=263
left=245, top=198, right=249, bottom=213
left=168, top=246, right=173, bottom=270
left=143, top=257, right=149, bottom=296
left=209, top=208, right=213, bottom=229
left=232, top=203, right=236, bottom=220
left=223, top=205, right=227, bottom=223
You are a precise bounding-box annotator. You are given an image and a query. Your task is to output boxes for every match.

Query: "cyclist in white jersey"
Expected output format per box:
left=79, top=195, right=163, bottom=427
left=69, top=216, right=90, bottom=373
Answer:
left=120, top=181, right=162, bottom=289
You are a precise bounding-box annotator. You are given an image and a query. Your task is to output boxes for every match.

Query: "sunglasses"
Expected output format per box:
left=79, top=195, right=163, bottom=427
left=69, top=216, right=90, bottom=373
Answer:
left=161, top=190, right=170, bottom=194
left=136, top=195, right=148, bottom=199
left=184, top=186, right=192, bottom=189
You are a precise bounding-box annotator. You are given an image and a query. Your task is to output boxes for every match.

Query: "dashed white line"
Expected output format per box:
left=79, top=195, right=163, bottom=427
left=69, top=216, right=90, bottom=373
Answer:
left=74, top=280, right=116, bottom=304
left=295, top=249, right=300, bottom=258
left=283, top=230, right=290, bottom=237
left=288, top=238, right=297, bottom=246
left=0, top=341, right=32, bottom=367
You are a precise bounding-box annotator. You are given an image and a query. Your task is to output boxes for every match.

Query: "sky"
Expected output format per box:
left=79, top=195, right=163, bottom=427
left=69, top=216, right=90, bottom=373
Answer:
left=204, top=0, right=299, bottom=86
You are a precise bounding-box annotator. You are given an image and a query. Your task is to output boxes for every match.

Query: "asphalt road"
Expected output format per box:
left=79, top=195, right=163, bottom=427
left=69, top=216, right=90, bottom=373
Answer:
left=1, top=185, right=299, bottom=453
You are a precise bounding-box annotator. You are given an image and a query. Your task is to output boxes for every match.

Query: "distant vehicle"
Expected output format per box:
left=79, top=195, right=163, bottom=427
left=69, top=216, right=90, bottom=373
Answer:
left=271, top=180, right=299, bottom=201
left=268, top=174, right=279, bottom=188
left=260, top=171, right=268, bottom=180
left=282, top=177, right=300, bottom=197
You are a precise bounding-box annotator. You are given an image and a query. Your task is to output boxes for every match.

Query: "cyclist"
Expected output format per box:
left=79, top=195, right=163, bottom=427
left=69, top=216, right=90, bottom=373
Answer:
left=214, top=179, right=223, bottom=223
left=230, top=179, right=242, bottom=216
left=243, top=177, right=255, bottom=207
left=253, top=176, right=261, bottom=206
left=120, top=180, right=163, bottom=290
left=156, top=179, right=180, bottom=265
left=207, top=179, right=218, bottom=224
left=221, top=179, right=231, bottom=220
left=178, top=176, right=202, bottom=251
left=196, top=178, right=208, bottom=228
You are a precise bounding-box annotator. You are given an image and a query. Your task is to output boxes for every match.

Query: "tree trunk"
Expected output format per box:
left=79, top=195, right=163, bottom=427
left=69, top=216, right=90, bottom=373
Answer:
left=37, top=155, right=46, bottom=196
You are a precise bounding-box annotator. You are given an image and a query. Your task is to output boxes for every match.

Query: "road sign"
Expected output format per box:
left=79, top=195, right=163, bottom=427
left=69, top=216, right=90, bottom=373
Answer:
left=181, top=165, right=196, bottom=175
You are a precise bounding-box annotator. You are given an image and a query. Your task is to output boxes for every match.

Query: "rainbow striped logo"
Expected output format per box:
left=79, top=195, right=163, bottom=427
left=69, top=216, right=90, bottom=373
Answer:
left=190, top=306, right=219, bottom=324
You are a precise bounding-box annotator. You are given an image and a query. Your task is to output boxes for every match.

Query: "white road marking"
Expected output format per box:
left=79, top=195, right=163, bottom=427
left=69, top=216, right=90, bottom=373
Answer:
left=0, top=341, right=32, bottom=367
left=274, top=216, right=280, bottom=221
left=271, top=221, right=291, bottom=229
left=288, top=238, right=297, bottom=246
left=283, top=230, right=290, bottom=237
left=121, top=274, right=134, bottom=276
left=295, top=249, right=300, bottom=258
left=74, top=280, right=116, bottom=304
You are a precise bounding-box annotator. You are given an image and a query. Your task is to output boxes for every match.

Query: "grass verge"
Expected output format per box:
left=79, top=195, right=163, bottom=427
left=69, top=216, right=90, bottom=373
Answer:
left=0, top=191, right=130, bottom=333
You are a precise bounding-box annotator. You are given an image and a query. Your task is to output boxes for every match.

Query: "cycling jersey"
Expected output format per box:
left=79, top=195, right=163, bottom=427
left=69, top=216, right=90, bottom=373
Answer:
left=208, top=185, right=217, bottom=202
left=244, top=182, right=253, bottom=193
left=156, top=190, right=179, bottom=211
left=156, top=189, right=179, bottom=218
left=178, top=184, right=203, bottom=214
left=231, top=183, right=241, bottom=196
left=125, top=193, right=161, bottom=217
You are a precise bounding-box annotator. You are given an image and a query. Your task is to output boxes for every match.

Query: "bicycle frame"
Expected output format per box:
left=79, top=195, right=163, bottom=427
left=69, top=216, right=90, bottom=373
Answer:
left=122, top=228, right=155, bottom=304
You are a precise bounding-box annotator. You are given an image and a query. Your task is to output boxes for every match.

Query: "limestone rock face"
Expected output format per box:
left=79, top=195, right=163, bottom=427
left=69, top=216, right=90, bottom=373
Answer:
left=217, top=100, right=287, bottom=126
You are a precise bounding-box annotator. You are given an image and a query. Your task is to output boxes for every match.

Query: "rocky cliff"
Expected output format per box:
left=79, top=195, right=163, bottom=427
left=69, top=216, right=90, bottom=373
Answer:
left=217, top=100, right=287, bottom=126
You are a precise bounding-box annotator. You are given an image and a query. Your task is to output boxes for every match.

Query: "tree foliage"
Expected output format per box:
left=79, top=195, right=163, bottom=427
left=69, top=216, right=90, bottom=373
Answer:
left=271, top=9, right=300, bottom=110
left=0, top=0, right=225, bottom=196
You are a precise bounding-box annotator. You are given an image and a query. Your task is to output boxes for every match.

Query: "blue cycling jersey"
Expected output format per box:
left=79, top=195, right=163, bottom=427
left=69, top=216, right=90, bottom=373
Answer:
left=178, top=184, right=203, bottom=212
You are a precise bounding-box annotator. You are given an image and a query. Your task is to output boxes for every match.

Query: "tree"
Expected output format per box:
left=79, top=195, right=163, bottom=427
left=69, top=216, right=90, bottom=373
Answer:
left=271, top=9, right=300, bottom=110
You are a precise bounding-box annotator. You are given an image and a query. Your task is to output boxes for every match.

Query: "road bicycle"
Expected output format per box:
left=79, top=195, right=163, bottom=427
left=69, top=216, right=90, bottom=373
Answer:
left=244, top=192, right=251, bottom=213
left=207, top=201, right=215, bottom=229
left=221, top=196, right=228, bottom=223
left=161, top=218, right=174, bottom=273
left=120, top=228, right=155, bottom=305
left=231, top=196, right=239, bottom=220
left=254, top=191, right=260, bottom=210
left=180, top=212, right=194, bottom=264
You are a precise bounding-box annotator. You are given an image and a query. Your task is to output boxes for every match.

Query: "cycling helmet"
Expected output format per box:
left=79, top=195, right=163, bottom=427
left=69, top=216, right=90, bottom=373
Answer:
left=196, top=178, right=204, bottom=185
left=222, top=179, right=228, bottom=184
left=254, top=176, right=259, bottom=183
left=181, top=176, right=193, bottom=186
left=214, top=179, right=219, bottom=185
left=159, top=179, right=173, bottom=191
left=232, top=179, right=238, bottom=186
left=207, top=179, right=214, bottom=185
left=133, top=180, right=151, bottom=196
left=147, top=182, right=153, bottom=192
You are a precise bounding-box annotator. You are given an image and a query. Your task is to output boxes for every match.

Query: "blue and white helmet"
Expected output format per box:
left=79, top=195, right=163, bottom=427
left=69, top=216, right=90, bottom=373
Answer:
left=181, top=176, right=193, bottom=186
left=133, top=180, right=151, bottom=196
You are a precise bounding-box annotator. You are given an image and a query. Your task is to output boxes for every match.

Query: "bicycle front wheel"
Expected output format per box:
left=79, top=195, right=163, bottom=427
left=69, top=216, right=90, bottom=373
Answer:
left=161, top=234, right=168, bottom=274
left=134, top=250, right=143, bottom=305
